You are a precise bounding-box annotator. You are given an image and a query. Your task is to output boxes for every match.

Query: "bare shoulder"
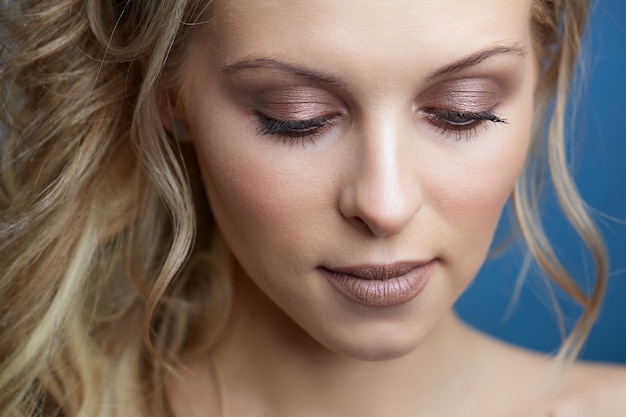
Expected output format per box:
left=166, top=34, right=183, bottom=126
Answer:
left=568, top=362, right=626, bottom=404
left=475, top=335, right=626, bottom=416
left=459, top=325, right=626, bottom=416
left=531, top=362, right=626, bottom=417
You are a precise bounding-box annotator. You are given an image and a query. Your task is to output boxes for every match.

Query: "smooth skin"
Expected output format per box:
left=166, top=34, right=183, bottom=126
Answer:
left=163, top=0, right=626, bottom=415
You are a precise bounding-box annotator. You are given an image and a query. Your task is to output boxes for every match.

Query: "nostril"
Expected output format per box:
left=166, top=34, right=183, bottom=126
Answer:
left=348, top=212, right=409, bottom=238
left=349, top=216, right=370, bottom=233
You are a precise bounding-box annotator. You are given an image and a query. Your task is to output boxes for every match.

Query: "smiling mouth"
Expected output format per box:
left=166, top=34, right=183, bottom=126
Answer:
left=319, top=260, right=437, bottom=307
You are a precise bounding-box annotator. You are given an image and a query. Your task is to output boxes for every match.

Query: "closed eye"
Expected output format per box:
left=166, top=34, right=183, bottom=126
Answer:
left=256, top=114, right=341, bottom=144
left=420, top=108, right=507, bottom=141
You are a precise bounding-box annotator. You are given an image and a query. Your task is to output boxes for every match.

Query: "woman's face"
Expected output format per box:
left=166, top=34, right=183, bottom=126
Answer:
left=177, top=0, right=536, bottom=360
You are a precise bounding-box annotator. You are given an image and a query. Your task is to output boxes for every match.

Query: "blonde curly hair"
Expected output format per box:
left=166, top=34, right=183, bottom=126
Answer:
left=0, top=0, right=606, bottom=416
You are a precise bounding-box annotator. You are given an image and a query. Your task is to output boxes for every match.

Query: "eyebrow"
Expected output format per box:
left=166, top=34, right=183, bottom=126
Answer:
left=426, top=43, right=528, bottom=80
left=223, top=43, right=528, bottom=84
left=224, top=58, right=342, bottom=85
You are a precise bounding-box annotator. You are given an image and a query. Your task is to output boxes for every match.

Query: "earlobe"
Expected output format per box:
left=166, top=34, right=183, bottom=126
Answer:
left=158, top=88, right=189, bottom=142
left=171, top=118, right=190, bottom=142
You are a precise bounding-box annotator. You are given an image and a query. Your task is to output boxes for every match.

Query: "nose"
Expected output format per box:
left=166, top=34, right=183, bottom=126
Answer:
left=338, top=122, right=423, bottom=238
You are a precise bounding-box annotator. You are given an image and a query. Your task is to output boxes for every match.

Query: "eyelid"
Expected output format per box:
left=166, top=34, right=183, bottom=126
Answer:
left=417, top=77, right=503, bottom=112
left=242, top=86, right=345, bottom=121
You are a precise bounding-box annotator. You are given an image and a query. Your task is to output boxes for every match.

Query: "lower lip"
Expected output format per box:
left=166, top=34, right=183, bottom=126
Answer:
left=320, top=261, right=436, bottom=307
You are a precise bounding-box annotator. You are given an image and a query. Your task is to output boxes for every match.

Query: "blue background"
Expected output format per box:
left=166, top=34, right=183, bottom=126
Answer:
left=456, top=0, right=626, bottom=364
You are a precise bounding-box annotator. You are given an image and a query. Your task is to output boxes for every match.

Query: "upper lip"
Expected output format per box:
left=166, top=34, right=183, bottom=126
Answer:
left=320, top=260, right=434, bottom=281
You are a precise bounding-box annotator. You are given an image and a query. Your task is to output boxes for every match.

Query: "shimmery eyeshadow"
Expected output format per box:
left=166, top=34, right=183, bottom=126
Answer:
left=418, top=78, right=503, bottom=112
left=253, top=87, right=342, bottom=120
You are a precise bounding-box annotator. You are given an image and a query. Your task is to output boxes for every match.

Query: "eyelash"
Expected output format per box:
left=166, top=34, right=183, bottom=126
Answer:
left=256, top=108, right=507, bottom=145
left=257, top=114, right=337, bottom=145
left=421, top=108, right=508, bottom=141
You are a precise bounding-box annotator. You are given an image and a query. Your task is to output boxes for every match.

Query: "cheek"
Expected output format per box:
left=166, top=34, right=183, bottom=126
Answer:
left=425, top=130, right=531, bottom=276
left=190, top=126, right=327, bottom=277
left=451, top=147, right=525, bottom=221
left=196, top=145, right=286, bottom=246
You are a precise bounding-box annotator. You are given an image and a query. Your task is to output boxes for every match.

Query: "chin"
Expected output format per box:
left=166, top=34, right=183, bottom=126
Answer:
left=346, top=345, right=418, bottom=362
left=324, top=326, right=427, bottom=362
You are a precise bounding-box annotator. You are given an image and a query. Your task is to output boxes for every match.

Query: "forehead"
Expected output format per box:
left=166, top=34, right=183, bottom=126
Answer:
left=206, top=1, right=532, bottom=46
left=192, top=0, right=533, bottom=87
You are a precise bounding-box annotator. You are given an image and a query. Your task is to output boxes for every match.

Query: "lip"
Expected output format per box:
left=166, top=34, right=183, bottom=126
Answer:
left=319, top=260, right=436, bottom=307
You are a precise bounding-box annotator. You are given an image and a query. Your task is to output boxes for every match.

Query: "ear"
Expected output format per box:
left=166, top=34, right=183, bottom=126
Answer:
left=158, top=87, right=190, bottom=142
left=158, top=87, right=179, bottom=133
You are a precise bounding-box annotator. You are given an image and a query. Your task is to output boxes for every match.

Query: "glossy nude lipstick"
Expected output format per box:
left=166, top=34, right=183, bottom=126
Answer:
left=319, top=260, right=436, bottom=307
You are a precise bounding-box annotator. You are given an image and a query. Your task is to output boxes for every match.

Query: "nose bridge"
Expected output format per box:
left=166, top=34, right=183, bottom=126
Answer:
left=341, top=113, right=422, bottom=237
